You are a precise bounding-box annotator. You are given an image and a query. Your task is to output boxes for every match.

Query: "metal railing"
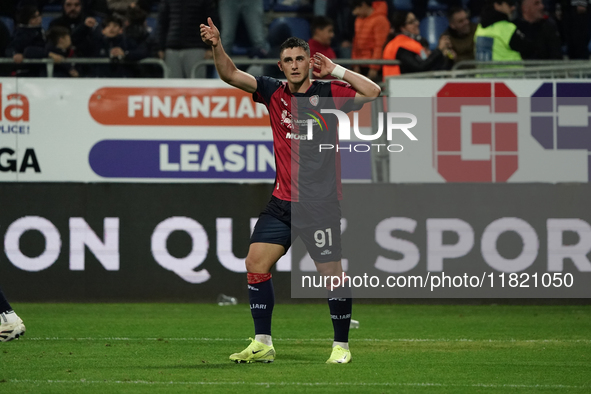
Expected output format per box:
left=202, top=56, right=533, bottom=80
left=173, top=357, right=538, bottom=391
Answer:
left=0, top=58, right=170, bottom=78
left=388, top=63, right=591, bottom=79
left=190, top=58, right=401, bottom=79
left=451, top=59, right=591, bottom=71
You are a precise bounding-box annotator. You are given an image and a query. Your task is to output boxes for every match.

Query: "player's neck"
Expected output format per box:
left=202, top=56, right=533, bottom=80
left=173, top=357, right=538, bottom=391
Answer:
left=288, top=78, right=312, bottom=94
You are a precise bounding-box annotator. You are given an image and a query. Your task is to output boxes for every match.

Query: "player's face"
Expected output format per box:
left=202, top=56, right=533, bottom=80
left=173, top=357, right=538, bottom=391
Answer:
left=278, top=47, right=311, bottom=85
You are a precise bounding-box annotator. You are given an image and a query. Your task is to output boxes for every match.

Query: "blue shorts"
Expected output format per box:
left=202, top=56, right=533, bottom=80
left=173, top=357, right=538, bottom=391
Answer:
left=250, top=196, right=342, bottom=263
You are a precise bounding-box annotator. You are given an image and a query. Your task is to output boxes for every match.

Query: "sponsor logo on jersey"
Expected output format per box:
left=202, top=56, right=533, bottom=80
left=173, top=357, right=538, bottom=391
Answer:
left=285, top=132, right=308, bottom=140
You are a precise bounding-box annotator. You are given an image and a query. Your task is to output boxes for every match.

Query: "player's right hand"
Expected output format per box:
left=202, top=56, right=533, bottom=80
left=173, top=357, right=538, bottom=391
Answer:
left=200, top=17, right=220, bottom=47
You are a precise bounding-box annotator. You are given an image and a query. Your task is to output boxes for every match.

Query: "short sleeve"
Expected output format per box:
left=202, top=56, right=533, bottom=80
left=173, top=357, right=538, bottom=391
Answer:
left=330, top=81, right=362, bottom=112
left=253, top=76, right=282, bottom=106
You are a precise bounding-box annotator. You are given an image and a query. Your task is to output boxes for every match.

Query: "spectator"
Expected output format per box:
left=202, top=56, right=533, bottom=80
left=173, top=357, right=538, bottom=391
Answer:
left=559, top=0, right=590, bottom=59
left=308, top=16, right=336, bottom=59
left=123, top=6, right=153, bottom=60
left=49, top=0, right=86, bottom=32
left=72, top=15, right=127, bottom=76
left=156, top=0, right=217, bottom=78
left=219, top=0, right=268, bottom=57
left=383, top=11, right=453, bottom=77
left=0, top=17, right=9, bottom=56
left=85, top=0, right=110, bottom=17
left=262, top=21, right=291, bottom=79
left=6, top=5, right=46, bottom=76
left=84, top=0, right=153, bottom=18
left=514, top=0, right=562, bottom=59
left=45, top=26, right=79, bottom=77
left=107, top=0, right=154, bottom=18
left=351, top=0, right=391, bottom=81
left=0, top=18, right=11, bottom=76
left=474, top=0, right=535, bottom=61
left=441, top=7, right=477, bottom=65
left=326, top=0, right=355, bottom=58
left=123, top=5, right=160, bottom=76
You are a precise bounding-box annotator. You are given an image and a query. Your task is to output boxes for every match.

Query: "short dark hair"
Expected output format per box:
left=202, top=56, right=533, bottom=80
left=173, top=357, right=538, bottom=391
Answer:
left=16, top=5, right=39, bottom=25
left=447, top=6, right=467, bottom=21
left=102, top=15, right=123, bottom=29
left=126, top=6, right=147, bottom=26
left=391, top=10, right=410, bottom=33
left=310, top=16, right=333, bottom=35
left=279, top=37, right=310, bottom=58
left=486, top=0, right=516, bottom=5
left=47, top=26, right=70, bottom=46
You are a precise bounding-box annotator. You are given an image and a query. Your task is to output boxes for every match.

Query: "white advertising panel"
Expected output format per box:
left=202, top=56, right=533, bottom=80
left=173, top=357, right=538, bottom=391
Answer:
left=0, top=78, right=372, bottom=183
left=386, top=79, right=591, bottom=183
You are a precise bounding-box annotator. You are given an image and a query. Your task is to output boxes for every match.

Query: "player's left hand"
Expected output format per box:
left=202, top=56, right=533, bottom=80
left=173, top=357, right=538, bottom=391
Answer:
left=312, top=52, right=336, bottom=79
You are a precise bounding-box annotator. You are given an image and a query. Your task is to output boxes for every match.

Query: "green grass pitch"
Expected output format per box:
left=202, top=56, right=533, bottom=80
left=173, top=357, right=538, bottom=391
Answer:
left=2, top=303, right=590, bottom=393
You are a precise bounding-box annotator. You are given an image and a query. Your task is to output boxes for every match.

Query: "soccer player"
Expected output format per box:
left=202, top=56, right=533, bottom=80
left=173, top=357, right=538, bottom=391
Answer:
left=0, top=285, right=26, bottom=342
left=200, top=17, right=380, bottom=364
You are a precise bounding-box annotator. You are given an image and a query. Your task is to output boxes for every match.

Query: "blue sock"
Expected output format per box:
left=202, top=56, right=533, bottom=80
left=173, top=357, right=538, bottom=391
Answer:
left=328, top=288, right=352, bottom=343
left=248, top=273, right=275, bottom=336
left=0, top=286, right=12, bottom=314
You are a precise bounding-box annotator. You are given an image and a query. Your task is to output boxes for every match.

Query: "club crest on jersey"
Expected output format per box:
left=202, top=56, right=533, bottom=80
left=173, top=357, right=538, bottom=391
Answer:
left=309, top=95, right=319, bottom=106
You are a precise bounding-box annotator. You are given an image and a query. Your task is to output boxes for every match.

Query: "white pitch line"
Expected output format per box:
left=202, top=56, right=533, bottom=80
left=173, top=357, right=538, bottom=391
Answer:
left=24, top=337, right=591, bottom=343
left=6, top=379, right=590, bottom=390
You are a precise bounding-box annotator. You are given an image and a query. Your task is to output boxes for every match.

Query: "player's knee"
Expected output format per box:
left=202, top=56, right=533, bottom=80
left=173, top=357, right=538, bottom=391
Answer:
left=315, top=261, right=342, bottom=277
left=245, top=255, right=267, bottom=273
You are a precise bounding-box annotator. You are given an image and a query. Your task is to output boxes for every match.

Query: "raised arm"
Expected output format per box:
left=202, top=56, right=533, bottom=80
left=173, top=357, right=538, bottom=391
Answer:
left=200, top=17, right=257, bottom=93
left=312, top=52, right=381, bottom=104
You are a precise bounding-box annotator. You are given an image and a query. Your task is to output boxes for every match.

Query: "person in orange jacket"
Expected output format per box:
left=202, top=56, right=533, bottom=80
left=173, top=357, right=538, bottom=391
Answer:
left=382, top=10, right=454, bottom=78
left=351, top=0, right=391, bottom=81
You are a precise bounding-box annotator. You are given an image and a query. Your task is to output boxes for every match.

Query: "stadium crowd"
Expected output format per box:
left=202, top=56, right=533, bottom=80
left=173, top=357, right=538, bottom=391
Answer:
left=0, top=0, right=589, bottom=78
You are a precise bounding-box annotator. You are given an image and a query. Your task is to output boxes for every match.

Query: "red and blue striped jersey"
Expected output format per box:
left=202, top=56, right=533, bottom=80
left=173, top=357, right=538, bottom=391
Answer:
left=253, top=76, right=359, bottom=202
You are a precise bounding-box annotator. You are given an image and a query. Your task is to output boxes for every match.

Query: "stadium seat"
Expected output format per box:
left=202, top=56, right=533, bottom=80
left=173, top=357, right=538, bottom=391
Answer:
left=0, top=16, right=14, bottom=34
left=427, top=0, right=448, bottom=12
left=392, top=0, right=413, bottom=11
left=42, top=4, right=63, bottom=13
left=273, top=0, right=313, bottom=13
left=263, top=0, right=274, bottom=12
left=146, top=17, right=157, bottom=34
left=269, top=17, right=310, bottom=41
left=42, top=16, right=53, bottom=31
left=419, top=14, right=448, bottom=50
